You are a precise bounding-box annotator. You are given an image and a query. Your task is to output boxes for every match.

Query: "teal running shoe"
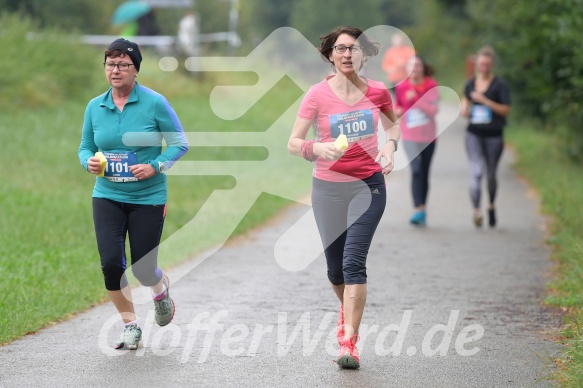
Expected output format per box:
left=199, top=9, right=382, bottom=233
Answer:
left=410, top=210, right=426, bottom=226
left=153, top=275, right=175, bottom=327
left=114, top=322, right=142, bottom=350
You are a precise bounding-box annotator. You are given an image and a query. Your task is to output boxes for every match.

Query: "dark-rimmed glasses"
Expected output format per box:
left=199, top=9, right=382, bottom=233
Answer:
left=103, top=62, right=134, bottom=71
left=333, top=45, right=362, bottom=54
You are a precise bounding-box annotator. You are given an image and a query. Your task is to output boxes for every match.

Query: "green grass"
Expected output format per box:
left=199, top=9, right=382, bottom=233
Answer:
left=0, top=58, right=311, bottom=343
left=506, top=122, right=583, bottom=386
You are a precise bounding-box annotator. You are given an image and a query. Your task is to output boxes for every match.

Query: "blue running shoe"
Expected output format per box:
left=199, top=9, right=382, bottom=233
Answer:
left=410, top=210, right=426, bottom=226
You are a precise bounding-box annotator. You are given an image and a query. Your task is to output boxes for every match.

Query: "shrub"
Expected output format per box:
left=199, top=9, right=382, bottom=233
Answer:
left=0, top=12, right=101, bottom=110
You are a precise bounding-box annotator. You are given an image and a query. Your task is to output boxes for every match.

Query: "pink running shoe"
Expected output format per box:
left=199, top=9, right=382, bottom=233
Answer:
left=337, top=335, right=360, bottom=369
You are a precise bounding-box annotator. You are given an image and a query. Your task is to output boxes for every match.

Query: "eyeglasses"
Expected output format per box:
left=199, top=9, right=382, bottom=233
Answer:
left=333, top=45, right=362, bottom=54
left=103, top=62, right=134, bottom=71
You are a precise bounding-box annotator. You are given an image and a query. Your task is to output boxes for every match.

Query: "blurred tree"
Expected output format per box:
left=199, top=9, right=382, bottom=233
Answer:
left=380, top=0, right=418, bottom=27
left=402, top=0, right=472, bottom=89
left=289, top=0, right=386, bottom=44
left=194, top=0, right=230, bottom=33
left=190, top=0, right=232, bottom=53
left=237, top=0, right=294, bottom=53
left=436, top=0, right=466, bottom=16
left=237, top=0, right=418, bottom=54
left=0, top=0, right=117, bottom=33
left=245, top=0, right=293, bottom=35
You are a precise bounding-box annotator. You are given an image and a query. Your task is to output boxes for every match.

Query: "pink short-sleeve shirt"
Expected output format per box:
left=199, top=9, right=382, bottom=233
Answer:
left=298, top=76, right=393, bottom=182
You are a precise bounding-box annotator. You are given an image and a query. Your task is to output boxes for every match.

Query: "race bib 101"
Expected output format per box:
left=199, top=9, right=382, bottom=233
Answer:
left=329, top=109, right=374, bottom=142
left=470, top=105, right=493, bottom=124
left=103, top=152, right=138, bottom=182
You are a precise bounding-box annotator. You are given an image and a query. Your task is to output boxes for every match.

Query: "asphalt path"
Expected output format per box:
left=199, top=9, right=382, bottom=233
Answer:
left=0, top=103, right=563, bottom=387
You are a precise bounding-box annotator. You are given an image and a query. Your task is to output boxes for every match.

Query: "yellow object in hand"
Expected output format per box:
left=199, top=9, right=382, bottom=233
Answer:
left=95, top=151, right=107, bottom=177
left=334, top=134, right=348, bottom=151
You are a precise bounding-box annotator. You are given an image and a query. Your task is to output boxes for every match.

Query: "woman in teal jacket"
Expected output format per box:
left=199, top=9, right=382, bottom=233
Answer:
left=78, top=38, right=188, bottom=350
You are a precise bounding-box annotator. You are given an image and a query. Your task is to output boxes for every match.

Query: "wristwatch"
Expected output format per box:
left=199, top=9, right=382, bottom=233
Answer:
left=387, top=138, right=398, bottom=152
left=158, top=161, right=165, bottom=173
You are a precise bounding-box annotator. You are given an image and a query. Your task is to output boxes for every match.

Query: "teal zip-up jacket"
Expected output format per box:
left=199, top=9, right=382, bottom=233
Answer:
left=78, top=82, right=188, bottom=204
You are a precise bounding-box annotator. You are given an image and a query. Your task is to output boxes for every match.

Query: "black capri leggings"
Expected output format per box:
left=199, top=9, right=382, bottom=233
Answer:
left=465, top=132, right=504, bottom=209
left=92, top=198, right=165, bottom=291
left=311, top=172, right=386, bottom=285
left=403, top=140, right=436, bottom=208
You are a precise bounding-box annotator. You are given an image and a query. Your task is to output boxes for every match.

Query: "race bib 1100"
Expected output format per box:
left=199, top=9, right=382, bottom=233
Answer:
left=103, top=152, right=138, bottom=182
left=329, top=109, right=374, bottom=142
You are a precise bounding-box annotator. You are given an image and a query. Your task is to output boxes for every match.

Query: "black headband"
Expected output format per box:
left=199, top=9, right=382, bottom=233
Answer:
left=105, top=38, right=142, bottom=71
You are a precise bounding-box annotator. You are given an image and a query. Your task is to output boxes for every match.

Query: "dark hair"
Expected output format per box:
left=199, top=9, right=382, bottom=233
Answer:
left=104, top=38, right=142, bottom=71
left=105, top=49, right=129, bottom=60
left=318, top=26, right=380, bottom=66
left=414, top=55, right=435, bottom=78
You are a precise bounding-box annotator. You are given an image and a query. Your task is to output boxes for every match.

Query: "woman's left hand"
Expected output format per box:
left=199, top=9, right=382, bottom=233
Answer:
left=130, top=164, right=157, bottom=180
left=375, top=143, right=396, bottom=175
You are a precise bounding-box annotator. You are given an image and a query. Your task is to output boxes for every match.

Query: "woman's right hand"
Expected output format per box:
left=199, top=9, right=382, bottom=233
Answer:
left=87, top=156, right=104, bottom=175
left=313, top=142, right=345, bottom=160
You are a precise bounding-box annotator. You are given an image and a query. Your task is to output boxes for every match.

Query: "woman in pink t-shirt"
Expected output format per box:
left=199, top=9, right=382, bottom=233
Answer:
left=394, top=56, right=439, bottom=226
left=287, top=26, right=400, bottom=369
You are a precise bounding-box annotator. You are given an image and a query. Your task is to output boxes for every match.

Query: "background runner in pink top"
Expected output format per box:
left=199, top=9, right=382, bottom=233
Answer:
left=298, top=76, right=393, bottom=182
left=394, top=76, right=439, bottom=143
left=394, top=56, right=439, bottom=226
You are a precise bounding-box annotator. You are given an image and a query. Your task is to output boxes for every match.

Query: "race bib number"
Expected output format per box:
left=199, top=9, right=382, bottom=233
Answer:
left=329, top=109, right=374, bottom=142
left=103, top=152, right=138, bottom=182
left=406, top=108, right=430, bottom=128
left=470, top=105, right=493, bottom=124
